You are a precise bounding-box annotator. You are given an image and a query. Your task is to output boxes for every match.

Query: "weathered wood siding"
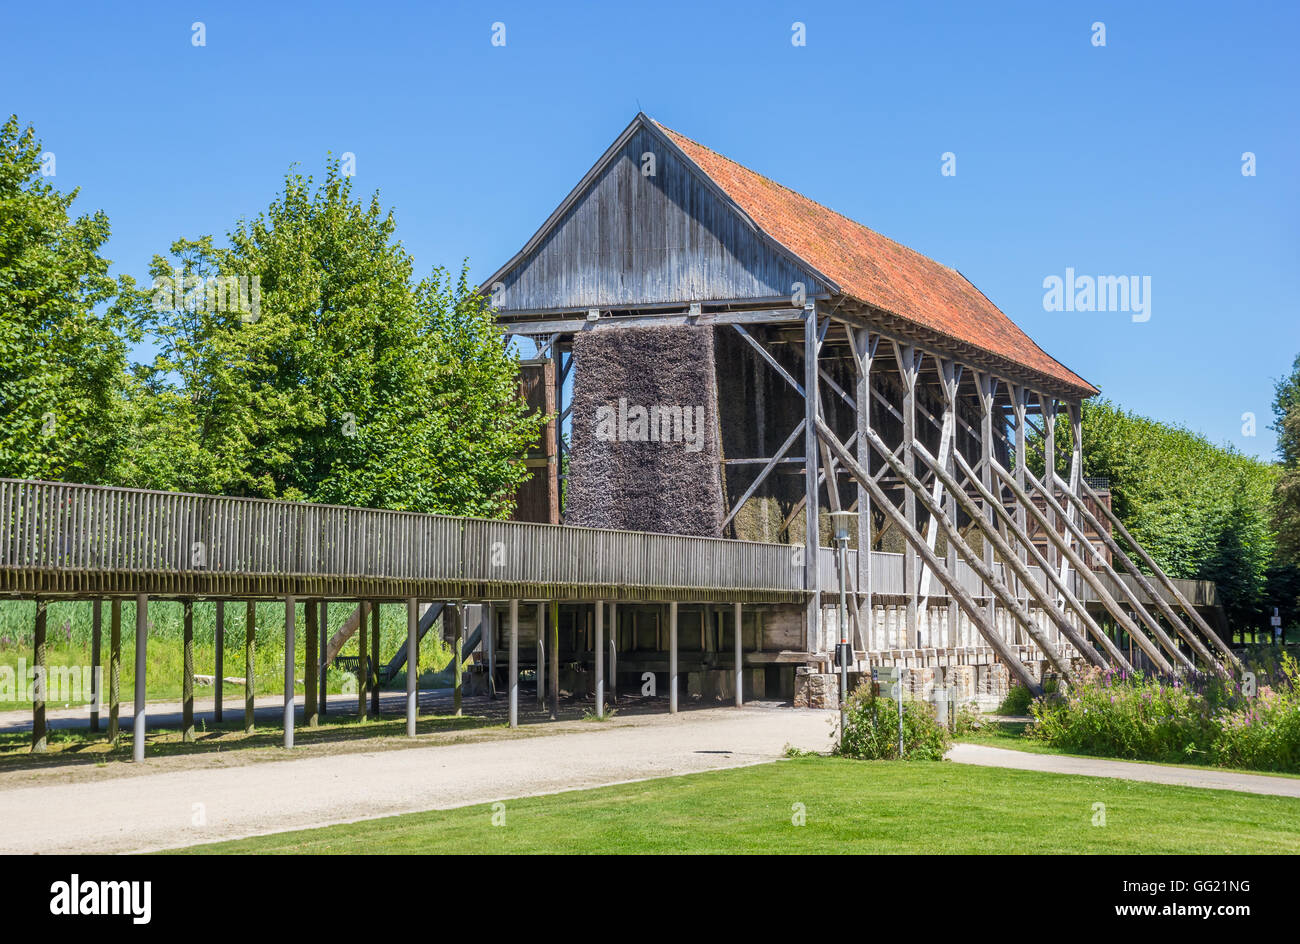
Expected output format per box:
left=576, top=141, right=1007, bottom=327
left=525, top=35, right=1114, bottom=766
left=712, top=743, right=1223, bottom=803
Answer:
left=493, top=126, right=827, bottom=312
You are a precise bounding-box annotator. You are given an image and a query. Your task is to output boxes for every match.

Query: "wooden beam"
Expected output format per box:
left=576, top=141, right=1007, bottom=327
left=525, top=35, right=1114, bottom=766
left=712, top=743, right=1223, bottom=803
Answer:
left=917, top=443, right=1106, bottom=669
left=1026, top=467, right=1194, bottom=673
left=803, top=308, right=822, bottom=651
left=1077, top=476, right=1240, bottom=669
left=1054, top=475, right=1228, bottom=676
left=990, top=457, right=1173, bottom=674
left=108, top=599, right=121, bottom=747
left=283, top=596, right=295, bottom=749
left=953, top=449, right=1133, bottom=671
left=182, top=599, right=195, bottom=743
left=32, top=598, right=46, bottom=753
left=305, top=598, right=318, bottom=727
left=90, top=599, right=102, bottom=733
left=814, top=417, right=1044, bottom=694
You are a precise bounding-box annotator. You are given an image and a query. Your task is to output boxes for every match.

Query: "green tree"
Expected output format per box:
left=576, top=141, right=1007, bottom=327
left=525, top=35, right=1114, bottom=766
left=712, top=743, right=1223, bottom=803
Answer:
left=117, top=159, right=542, bottom=516
left=0, top=115, right=129, bottom=482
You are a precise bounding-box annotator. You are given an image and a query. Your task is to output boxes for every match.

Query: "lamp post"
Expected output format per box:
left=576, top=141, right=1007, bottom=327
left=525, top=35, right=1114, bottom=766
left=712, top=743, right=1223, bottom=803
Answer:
left=829, top=510, right=855, bottom=750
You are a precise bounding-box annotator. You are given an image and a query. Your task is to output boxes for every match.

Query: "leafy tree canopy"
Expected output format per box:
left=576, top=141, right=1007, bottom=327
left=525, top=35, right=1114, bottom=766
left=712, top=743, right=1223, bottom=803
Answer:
left=114, top=158, right=543, bottom=516
left=0, top=115, right=130, bottom=482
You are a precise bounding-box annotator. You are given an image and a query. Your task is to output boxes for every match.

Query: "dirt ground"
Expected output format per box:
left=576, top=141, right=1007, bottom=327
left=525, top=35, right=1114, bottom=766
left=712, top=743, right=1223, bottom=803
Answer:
left=0, top=701, right=836, bottom=854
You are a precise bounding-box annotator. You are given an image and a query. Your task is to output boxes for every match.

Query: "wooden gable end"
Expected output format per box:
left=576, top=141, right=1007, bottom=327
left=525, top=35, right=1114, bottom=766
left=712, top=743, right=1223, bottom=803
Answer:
left=489, top=123, right=829, bottom=314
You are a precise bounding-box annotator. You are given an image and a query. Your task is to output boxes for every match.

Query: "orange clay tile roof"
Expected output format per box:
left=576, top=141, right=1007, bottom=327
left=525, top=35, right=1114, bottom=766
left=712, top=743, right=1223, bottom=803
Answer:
left=654, top=121, right=1098, bottom=397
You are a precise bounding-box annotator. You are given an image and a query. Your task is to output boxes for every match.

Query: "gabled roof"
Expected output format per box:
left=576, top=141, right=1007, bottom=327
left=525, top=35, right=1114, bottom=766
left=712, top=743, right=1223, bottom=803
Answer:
left=650, top=119, right=1097, bottom=397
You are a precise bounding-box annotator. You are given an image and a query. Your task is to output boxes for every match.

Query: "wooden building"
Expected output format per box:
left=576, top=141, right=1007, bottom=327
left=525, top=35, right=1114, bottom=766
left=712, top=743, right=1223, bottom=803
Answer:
left=486, top=114, right=1235, bottom=702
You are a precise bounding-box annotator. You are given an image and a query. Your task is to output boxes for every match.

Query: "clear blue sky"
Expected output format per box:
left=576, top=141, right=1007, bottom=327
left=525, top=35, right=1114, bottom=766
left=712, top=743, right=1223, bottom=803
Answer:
left=4, top=1, right=1296, bottom=459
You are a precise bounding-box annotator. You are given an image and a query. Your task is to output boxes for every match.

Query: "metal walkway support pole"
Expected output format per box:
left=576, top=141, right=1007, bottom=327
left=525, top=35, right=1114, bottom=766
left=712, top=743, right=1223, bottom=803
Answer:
left=509, top=599, right=519, bottom=728
left=358, top=600, right=369, bottom=722
left=594, top=599, right=604, bottom=719
left=406, top=597, right=418, bottom=736
left=32, top=598, right=47, bottom=753
left=454, top=603, right=464, bottom=717
left=214, top=600, right=225, bottom=723
left=608, top=601, right=618, bottom=704
left=536, top=602, right=546, bottom=710
left=734, top=602, right=743, bottom=707
left=283, top=596, right=295, bottom=748
left=108, top=600, right=122, bottom=747
left=133, top=593, right=148, bottom=762
left=182, top=598, right=195, bottom=742
left=548, top=600, right=559, bottom=720
left=370, top=601, right=380, bottom=716
left=815, top=417, right=1044, bottom=694
left=305, top=598, right=318, bottom=727
left=669, top=601, right=679, bottom=713
left=244, top=601, right=256, bottom=733
left=90, top=599, right=102, bottom=733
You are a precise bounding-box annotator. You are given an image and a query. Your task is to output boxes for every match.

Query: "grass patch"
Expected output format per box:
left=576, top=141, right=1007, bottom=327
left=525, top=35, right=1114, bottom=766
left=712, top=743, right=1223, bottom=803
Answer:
left=170, top=756, right=1300, bottom=855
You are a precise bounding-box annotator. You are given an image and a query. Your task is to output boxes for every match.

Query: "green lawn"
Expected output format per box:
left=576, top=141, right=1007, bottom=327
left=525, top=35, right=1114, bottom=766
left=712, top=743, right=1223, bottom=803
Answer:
left=170, top=756, right=1300, bottom=854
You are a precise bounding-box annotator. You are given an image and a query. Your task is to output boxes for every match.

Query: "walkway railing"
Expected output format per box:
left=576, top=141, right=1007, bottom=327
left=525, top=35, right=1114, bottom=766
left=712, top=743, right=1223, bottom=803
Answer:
left=0, top=479, right=804, bottom=602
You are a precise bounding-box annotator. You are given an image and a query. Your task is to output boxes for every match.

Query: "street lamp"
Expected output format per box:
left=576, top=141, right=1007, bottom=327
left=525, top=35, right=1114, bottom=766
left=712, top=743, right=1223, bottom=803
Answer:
left=829, top=510, right=856, bottom=749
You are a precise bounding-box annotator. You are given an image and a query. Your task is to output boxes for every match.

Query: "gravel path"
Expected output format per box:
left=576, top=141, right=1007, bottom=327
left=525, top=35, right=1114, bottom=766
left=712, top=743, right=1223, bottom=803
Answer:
left=946, top=742, right=1300, bottom=797
left=0, top=705, right=835, bottom=854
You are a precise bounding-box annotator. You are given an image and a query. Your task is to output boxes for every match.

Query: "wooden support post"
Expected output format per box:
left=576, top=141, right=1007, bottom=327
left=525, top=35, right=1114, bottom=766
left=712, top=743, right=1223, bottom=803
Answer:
left=370, top=601, right=380, bottom=716
left=734, top=602, right=743, bottom=707
left=850, top=328, right=874, bottom=651
left=484, top=603, right=497, bottom=699
left=991, top=457, right=1174, bottom=674
left=244, top=601, right=256, bottom=733
left=319, top=600, right=328, bottom=718
left=866, top=424, right=1074, bottom=680
left=108, top=599, right=121, bottom=747
left=182, top=598, right=195, bottom=742
left=1053, top=474, right=1226, bottom=675
left=1025, top=466, right=1190, bottom=673
left=1012, top=386, right=1030, bottom=611
left=32, top=598, right=47, bottom=753
left=594, top=598, right=604, bottom=719
left=90, top=599, right=102, bottom=733
left=406, top=597, right=418, bottom=736
left=803, top=308, right=822, bottom=653
left=815, top=417, right=1044, bottom=694
left=548, top=600, right=559, bottom=720
left=952, top=449, right=1133, bottom=671
left=215, top=600, right=225, bottom=723
left=133, top=593, right=148, bottom=763
left=453, top=603, right=464, bottom=717
left=305, top=598, right=318, bottom=727
left=916, top=443, right=1106, bottom=669
left=1077, top=476, right=1240, bottom=669
left=1042, top=396, right=1059, bottom=580
left=899, top=343, right=920, bottom=643
left=358, top=601, right=369, bottom=722
left=669, top=601, right=679, bottom=713
left=509, top=599, right=519, bottom=728
left=283, top=596, right=295, bottom=749
left=976, top=374, right=998, bottom=621
left=536, top=602, right=546, bottom=709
